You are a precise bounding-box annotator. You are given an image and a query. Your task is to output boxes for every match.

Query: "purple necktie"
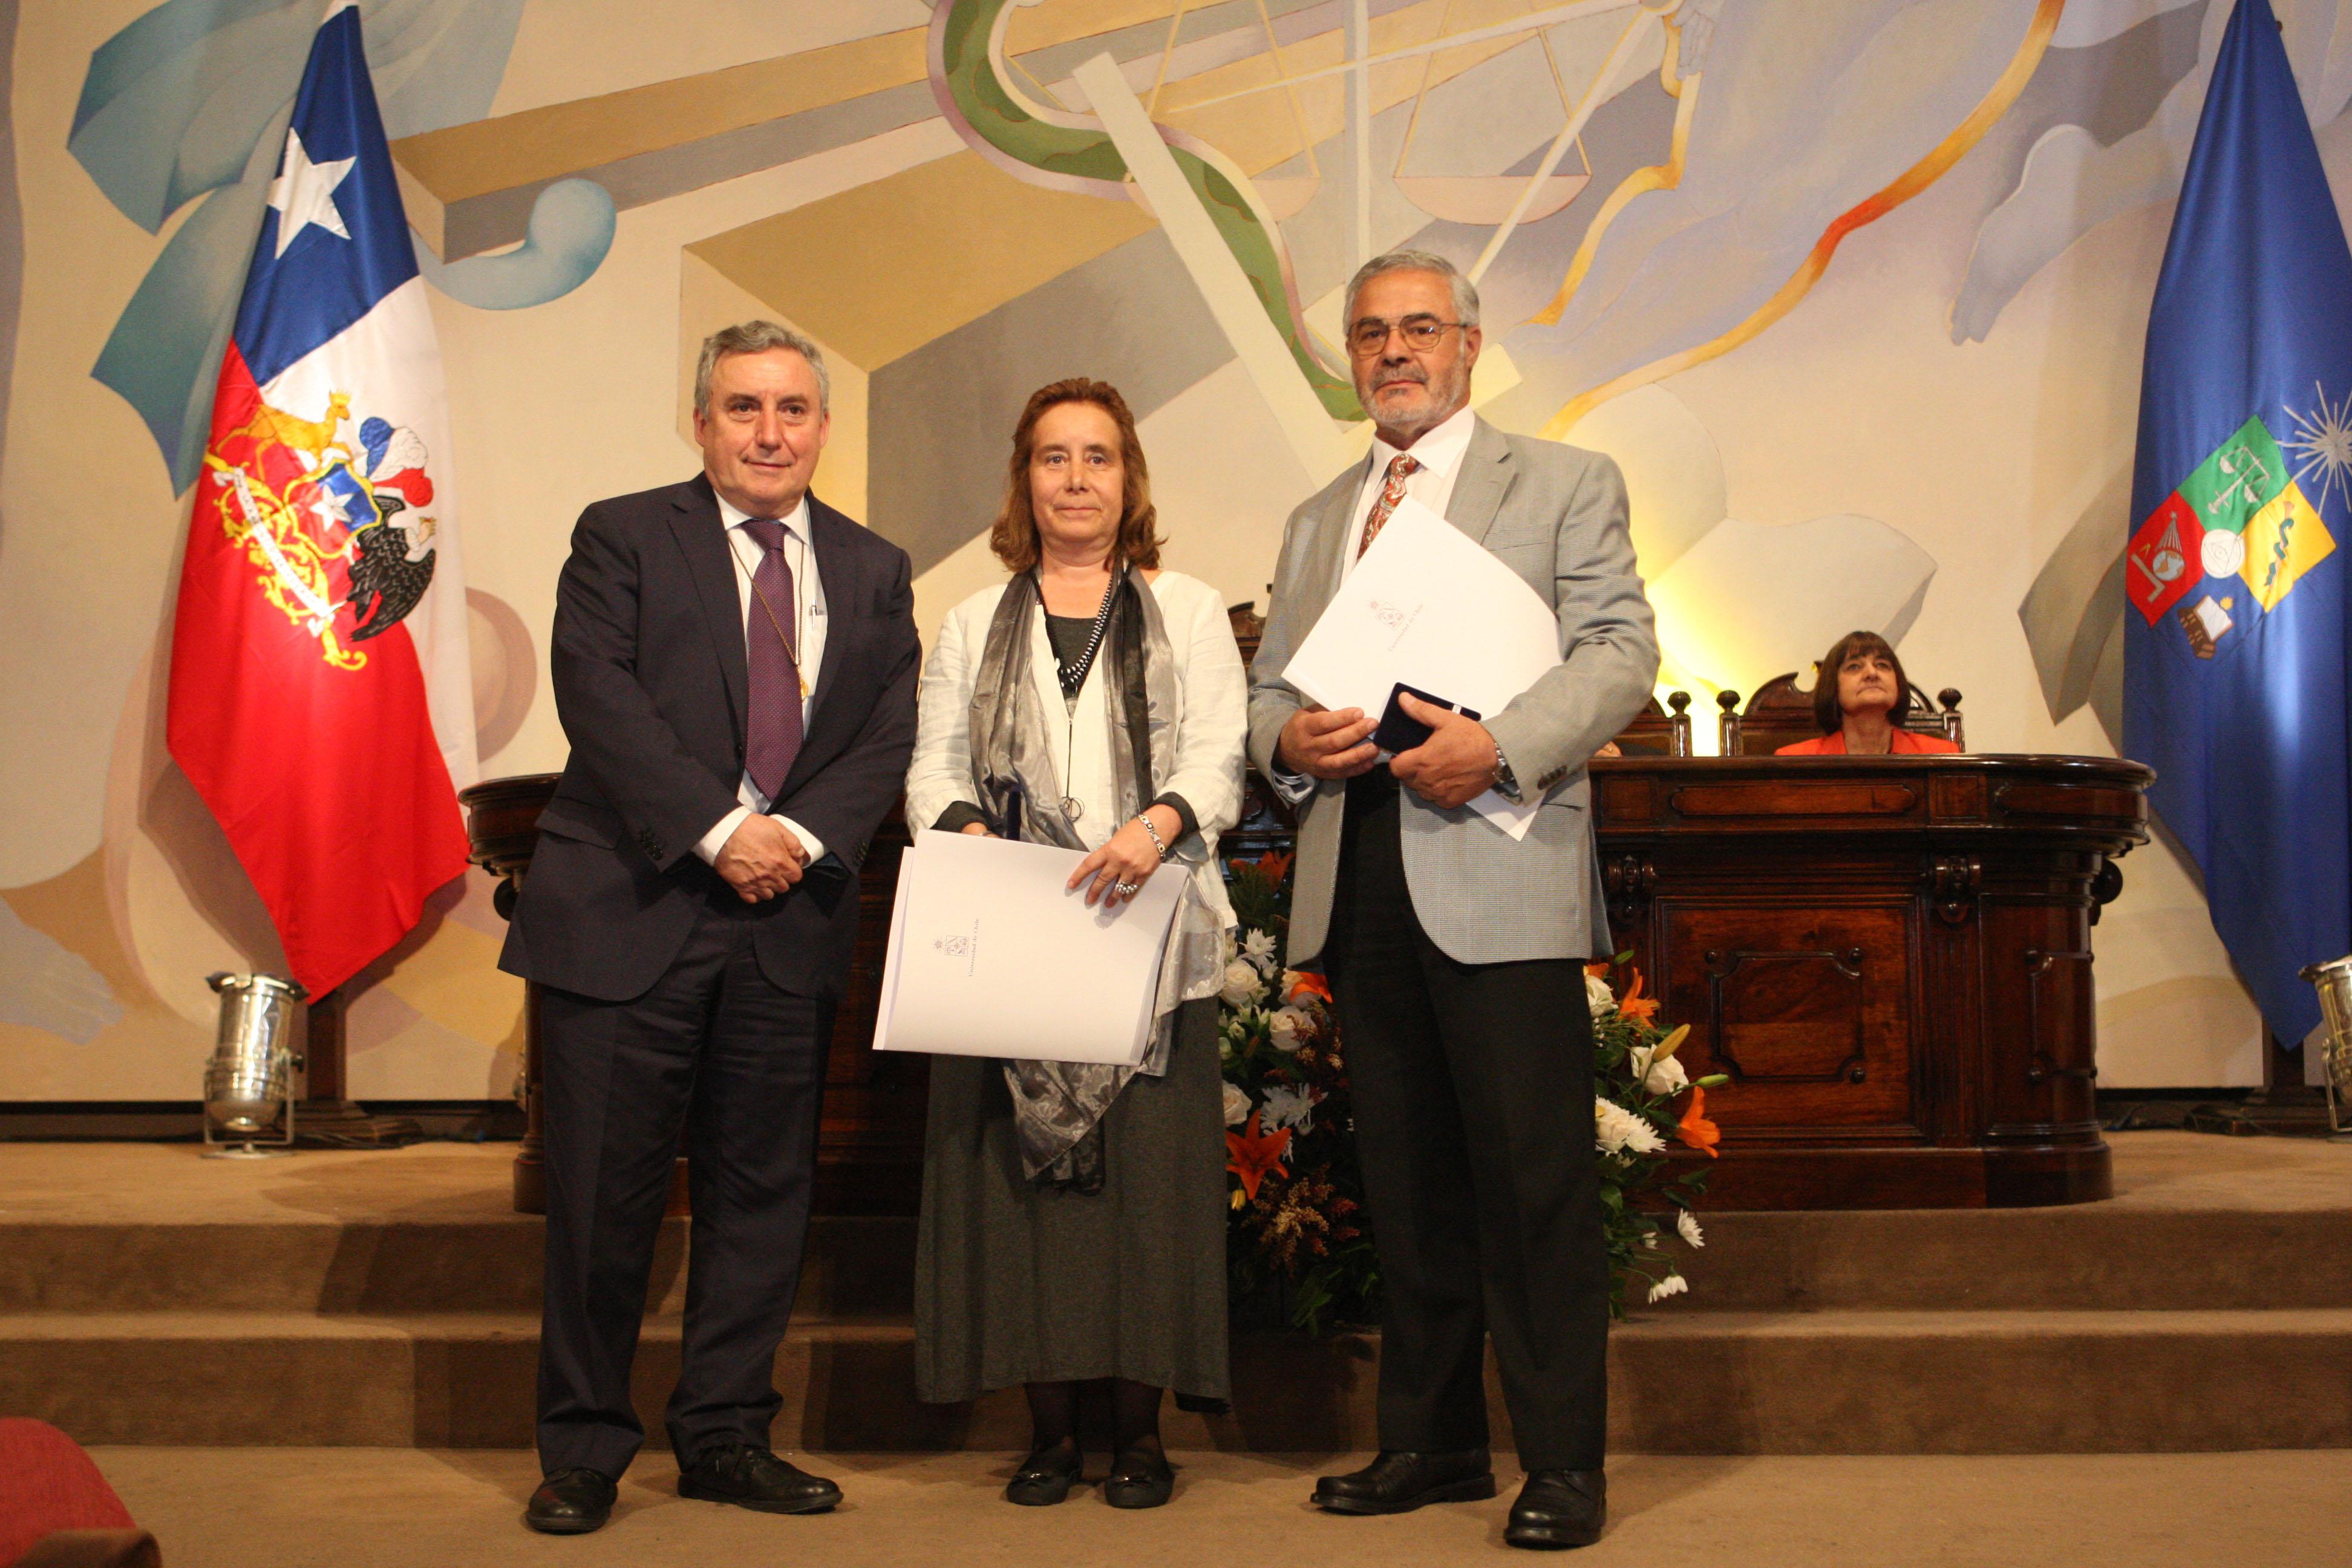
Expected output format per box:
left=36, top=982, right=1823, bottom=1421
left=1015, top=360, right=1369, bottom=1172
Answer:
left=740, top=517, right=803, bottom=799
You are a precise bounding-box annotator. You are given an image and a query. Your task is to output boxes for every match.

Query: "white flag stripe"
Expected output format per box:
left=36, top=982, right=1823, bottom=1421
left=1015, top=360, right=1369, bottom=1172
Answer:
left=261, top=275, right=477, bottom=791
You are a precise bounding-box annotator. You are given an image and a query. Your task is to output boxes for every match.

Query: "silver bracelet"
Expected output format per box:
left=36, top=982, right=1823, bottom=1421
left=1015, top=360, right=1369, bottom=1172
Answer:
left=1133, top=811, right=1172, bottom=861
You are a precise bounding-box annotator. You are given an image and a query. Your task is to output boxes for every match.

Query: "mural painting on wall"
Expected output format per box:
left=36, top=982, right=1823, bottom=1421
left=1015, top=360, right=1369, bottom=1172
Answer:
left=3, top=0, right=2337, bottom=1100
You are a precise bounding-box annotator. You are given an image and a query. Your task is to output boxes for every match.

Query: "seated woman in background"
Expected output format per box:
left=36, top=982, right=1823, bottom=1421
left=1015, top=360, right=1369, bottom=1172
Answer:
left=1776, top=630, right=1961, bottom=756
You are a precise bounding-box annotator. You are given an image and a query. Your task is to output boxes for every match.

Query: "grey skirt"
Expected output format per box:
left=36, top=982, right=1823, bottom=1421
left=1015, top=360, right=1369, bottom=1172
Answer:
left=912, top=996, right=1230, bottom=1403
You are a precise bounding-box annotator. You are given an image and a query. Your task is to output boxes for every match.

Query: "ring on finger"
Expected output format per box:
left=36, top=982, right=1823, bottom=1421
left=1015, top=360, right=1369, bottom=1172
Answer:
left=1114, top=880, right=1140, bottom=897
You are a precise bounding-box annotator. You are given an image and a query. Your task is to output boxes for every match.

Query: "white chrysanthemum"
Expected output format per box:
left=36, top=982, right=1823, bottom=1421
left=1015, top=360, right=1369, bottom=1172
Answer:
left=1676, top=1208, right=1704, bottom=1249
left=1594, top=1097, right=1664, bottom=1155
left=1260, top=1082, right=1321, bottom=1135
left=1646, top=1273, right=1688, bottom=1304
left=1219, top=959, right=1265, bottom=1007
left=1627, top=1045, right=1690, bottom=1098
left=1586, top=973, right=1616, bottom=1018
left=1221, top=1081, right=1252, bottom=1127
left=1242, top=930, right=1278, bottom=973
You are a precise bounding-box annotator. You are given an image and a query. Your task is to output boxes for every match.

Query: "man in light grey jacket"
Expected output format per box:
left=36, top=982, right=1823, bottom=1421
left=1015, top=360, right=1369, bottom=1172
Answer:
left=1248, top=250, right=1658, bottom=1550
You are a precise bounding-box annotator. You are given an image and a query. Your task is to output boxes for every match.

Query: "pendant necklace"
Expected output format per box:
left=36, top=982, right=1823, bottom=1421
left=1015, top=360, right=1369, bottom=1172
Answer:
left=730, top=532, right=811, bottom=699
left=1052, top=566, right=1119, bottom=823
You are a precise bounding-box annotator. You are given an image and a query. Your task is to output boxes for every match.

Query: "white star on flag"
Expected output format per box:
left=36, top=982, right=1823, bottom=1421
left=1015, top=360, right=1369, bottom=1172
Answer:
left=266, top=128, right=356, bottom=258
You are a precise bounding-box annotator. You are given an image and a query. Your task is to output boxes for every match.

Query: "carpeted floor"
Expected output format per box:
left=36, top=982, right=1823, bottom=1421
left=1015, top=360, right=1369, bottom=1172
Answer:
left=90, top=1446, right=2347, bottom=1568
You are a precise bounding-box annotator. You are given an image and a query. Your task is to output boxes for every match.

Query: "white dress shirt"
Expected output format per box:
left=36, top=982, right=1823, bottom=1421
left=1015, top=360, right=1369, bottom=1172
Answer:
left=694, top=490, right=831, bottom=865
left=1339, top=403, right=1478, bottom=577
left=1269, top=405, right=1482, bottom=803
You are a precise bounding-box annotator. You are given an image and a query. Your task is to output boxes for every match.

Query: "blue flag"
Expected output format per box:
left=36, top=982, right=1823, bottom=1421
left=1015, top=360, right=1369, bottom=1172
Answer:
left=2125, top=0, right=2352, bottom=1048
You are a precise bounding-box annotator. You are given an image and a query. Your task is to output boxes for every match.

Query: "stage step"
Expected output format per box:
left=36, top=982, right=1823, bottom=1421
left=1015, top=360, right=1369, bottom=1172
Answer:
left=4, top=1307, right=2346, bottom=1454
left=6, top=1146, right=2347, bottom=1316
left=4, top=1135, right=2347, bottom=1455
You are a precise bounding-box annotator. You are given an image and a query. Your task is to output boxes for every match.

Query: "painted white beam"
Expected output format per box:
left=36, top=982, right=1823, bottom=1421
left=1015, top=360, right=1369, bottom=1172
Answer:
left=1073, top=52, right=1354, bottom=482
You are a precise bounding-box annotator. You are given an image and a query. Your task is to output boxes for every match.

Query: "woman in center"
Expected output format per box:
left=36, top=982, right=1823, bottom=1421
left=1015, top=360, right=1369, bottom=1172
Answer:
left=906, top=379, right=1246, bottom=1509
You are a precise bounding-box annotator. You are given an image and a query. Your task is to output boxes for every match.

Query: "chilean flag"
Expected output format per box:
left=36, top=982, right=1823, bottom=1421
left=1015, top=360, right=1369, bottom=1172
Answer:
left=167, top=1, right=476, bottom=998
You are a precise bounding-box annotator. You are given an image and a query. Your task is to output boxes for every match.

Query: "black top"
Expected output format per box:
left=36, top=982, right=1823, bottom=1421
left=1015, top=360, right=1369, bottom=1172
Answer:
left=931, top=613, right=1198, bottom=844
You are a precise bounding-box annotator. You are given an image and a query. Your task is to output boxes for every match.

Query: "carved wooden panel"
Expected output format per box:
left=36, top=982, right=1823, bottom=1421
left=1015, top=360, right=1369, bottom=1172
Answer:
left=1660, top=903, right=1915, bottom=1130
left=1670, top=782, right=1919, bottom=818
left=1980, top=896, right=2100, bottom=1142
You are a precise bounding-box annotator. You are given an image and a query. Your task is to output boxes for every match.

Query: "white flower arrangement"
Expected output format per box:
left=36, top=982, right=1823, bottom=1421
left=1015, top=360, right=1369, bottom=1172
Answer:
left=1267, top=1005, right=1313, bottom=1051
left=1595, top=1096, right=1665, bottom=1156
left=1222, top=1080, right=1253, bottom=1128
left=1586, top=972, right=1617, bottom=1018
left=1219, top=958, right=1266, bottom=1007
left=1259, top=1082, right=1322, bottom=1135
left=1627, top=1042, right=1691, bottom=1097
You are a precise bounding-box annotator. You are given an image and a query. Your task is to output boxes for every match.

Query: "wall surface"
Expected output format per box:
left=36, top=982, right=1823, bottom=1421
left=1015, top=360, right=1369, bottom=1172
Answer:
left=5, top=0, right=2338, bottom=1100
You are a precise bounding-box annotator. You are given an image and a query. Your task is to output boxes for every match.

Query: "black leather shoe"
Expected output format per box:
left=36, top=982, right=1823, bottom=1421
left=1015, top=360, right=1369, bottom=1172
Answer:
left=1312, top=1449, right=1495, bottom=1515
left=525, top=1468, right=616, bottom=1535
left=1101, top=1445, right=1174, bottom=1510
left=1005, top=1442, right=1083, bottom=1506
left=1505, top=1469, right=1606, bottom=1549
left=677, top=1444, right=843, bottom=1514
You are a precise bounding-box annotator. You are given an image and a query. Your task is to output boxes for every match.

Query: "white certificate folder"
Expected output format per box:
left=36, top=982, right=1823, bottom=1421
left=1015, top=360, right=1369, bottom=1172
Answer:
left=872, top=829, right=1184, bottom=1065
left=1279, top=496, right=1563, bottom=839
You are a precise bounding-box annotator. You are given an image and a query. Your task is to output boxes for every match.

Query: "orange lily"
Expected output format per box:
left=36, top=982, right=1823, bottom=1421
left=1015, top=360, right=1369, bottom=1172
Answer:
left=1676, top=1085, right=1721, bottom=1158
left=1286, top=972, right=1333, bottom=1005
left=1226, top=1110, right=1292, bottom=1201
left=1256, top=849, right=1295, bottom=884
left=1618, top=968, right=1661, bottom=1025
left=1585, top=960, right=1613, bottom=979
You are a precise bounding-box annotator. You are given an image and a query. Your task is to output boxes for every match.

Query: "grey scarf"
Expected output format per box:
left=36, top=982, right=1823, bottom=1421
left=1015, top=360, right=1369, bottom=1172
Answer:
left=969, top=564, right=1177, bottom=1187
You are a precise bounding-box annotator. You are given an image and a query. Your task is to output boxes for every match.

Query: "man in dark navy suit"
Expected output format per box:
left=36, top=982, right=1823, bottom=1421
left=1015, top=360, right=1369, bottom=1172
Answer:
left=503, top=321, right=919, bottom=1534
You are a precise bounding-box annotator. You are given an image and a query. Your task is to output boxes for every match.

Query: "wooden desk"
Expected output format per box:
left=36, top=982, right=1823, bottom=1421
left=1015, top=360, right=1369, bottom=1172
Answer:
left=1592, top=754, right=2149, bottom=1207
left=466, top=752, right=2148, bottom=1214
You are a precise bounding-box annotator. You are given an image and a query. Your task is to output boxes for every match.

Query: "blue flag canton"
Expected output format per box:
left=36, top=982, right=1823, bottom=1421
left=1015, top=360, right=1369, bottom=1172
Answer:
left=232, top=5, right=417, bottom=387
left=2126, top=392, right=2348, bottom=661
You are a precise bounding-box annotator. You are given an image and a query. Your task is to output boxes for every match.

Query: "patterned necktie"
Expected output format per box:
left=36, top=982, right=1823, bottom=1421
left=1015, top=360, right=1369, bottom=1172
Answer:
left=740, top=517, right=803, bottom=799
left=1357, top=452, right=1420, bottom=558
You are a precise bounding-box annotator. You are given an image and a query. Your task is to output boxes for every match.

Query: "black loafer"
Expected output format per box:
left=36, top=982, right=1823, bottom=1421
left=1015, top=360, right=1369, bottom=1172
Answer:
left=1312, top=1449, right=1495, bottom=1515
left=1005, top=1442, right=1083, bottom=1506
left=1101, top=1446, right=1174, bottom=1510
left=1505, top=1469, right=1606, bottom=1549
left=525, top=1467, right=616, bottom=1535
left=677, top=1443, right=843, bottom=1514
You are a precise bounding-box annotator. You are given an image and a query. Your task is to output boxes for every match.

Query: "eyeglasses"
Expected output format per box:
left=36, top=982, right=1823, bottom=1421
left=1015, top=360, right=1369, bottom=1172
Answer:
left=1346, top=315, right=1466, bottom=357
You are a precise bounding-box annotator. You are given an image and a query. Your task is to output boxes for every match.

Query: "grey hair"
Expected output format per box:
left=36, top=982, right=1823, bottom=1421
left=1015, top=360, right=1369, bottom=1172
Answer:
left=693, top=320, right=831, bottom=418
left=1341, top=249, right=1481, bottom=331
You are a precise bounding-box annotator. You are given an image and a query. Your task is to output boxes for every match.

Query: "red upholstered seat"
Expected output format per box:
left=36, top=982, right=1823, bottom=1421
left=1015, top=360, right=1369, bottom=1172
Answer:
left=0, top=1420, right=139, bottom=1568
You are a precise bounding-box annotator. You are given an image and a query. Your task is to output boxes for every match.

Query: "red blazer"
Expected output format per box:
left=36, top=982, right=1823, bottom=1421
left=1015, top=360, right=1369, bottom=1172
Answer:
left=1777, top=728, right=1961, bottom=756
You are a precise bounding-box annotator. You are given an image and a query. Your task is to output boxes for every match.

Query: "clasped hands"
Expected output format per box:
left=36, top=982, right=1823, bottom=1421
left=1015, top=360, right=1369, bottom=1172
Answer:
left=714, top=814, right=807, bottom=903
left=961, top=803, right=1181, bottom=910
left=1278, top=695, right=1499, bottom=811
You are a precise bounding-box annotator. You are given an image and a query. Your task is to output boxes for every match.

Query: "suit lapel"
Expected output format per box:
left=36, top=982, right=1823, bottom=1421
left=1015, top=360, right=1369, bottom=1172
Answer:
left=1313, top=455, right=1368, bottom=602
left=669, top=475, right=748, bottom=743
left=773, top=495, right=869, bottom=797
left=800, top=497, right=858, bottom=731
left=1445, top=417, right=1513, bottom=548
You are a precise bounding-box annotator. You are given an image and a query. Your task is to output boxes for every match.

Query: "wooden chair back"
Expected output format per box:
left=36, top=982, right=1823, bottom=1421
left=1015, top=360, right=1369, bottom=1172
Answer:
left=1717, top=671, right=1965, bottom=756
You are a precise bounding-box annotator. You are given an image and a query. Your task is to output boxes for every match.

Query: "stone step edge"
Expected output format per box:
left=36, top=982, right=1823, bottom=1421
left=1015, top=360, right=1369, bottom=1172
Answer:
left=8, top=1307, right=2351, bottom=1338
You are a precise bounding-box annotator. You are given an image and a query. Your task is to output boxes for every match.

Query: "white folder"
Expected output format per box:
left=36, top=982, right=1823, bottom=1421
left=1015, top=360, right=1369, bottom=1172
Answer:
left=872, top=829, right=1184, bottom=1065
left=1279, top=496, right=1563, bottom=839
